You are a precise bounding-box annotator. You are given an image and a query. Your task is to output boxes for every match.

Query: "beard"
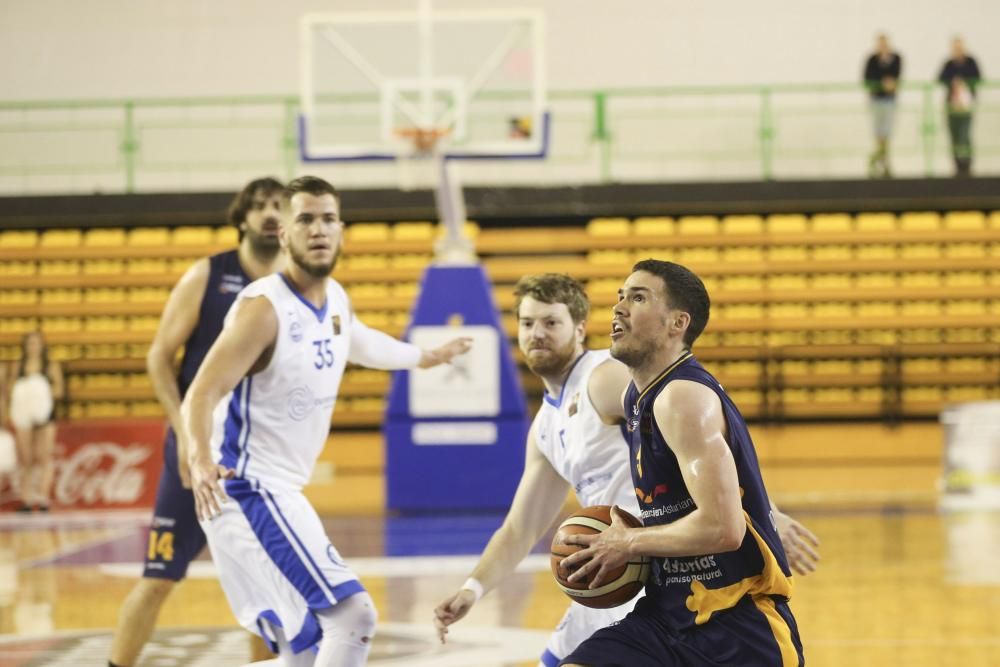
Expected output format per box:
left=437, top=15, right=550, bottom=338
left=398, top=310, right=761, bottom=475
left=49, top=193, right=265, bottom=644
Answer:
left=288, top=242, right=339, bottom=278
left=244, top=227, right=281, bottom=255
left=524, top=337, right=578, bottom=377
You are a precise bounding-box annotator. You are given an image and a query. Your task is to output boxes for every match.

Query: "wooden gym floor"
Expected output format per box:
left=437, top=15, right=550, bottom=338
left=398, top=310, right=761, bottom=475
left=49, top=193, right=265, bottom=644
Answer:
left=1, top=423, right=999, bottom=666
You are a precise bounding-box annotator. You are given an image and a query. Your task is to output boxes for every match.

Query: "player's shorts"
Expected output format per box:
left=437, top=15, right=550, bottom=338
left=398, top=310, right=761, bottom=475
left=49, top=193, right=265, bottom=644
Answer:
left=202, top=478, right=365, bottom=654
left=541, top=597, right=640, bottom=667
left=143, top=429, right=206, bottom=581
left=559, top=594, right=803, bottom=667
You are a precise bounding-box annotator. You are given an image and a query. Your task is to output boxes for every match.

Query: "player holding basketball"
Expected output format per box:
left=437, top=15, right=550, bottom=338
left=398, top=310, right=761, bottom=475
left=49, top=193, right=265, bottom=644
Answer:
left=109, top=176, right=285, bottom=667
left=559, top=260, right=803, bottom=666
left=182, top=175, right=471, bottom=667
left=433, top=273, right=817, bottom=667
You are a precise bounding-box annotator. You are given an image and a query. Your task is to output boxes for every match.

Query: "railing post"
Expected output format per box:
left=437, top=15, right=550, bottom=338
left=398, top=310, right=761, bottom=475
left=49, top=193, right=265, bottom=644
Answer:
left=593, top=91, right=611, bottom=183
left=122, top=100, right=138, bottom=193
left=282, top=97, right=299, bottom=181
left=921, top=83, right=937, bottom=177
left=759, top=88, right=775, bottom=180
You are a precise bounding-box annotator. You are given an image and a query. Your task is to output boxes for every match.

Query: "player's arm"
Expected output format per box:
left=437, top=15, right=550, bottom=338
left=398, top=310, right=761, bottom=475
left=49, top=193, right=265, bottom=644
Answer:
left=348, top=315, right=471, bottom=370
left=587, top=357, right=631, bottom=425
left=147, top=258, right=210, bottom=485
left=563, top=380, right=745, bottom=587
left=434, top=420, right=569, bottom=642
left=771, top=500, right=820, bottom=575
left=47, top=359, right=65, bottom=402
left=181, top=296, right=277, bottom=521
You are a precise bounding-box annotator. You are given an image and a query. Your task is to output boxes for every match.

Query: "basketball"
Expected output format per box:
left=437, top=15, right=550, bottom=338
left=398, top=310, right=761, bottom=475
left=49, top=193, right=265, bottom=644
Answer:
left=550, top=505, right=650, bottom=609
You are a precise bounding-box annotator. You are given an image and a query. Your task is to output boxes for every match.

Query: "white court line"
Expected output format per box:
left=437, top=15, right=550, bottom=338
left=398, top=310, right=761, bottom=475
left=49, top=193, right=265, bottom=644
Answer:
left=100, top=553, right=552, bottom=579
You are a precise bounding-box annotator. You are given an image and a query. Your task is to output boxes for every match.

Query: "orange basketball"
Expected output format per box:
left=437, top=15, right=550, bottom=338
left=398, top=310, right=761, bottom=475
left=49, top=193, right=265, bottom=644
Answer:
left=550, top=505, right=650, bottom=609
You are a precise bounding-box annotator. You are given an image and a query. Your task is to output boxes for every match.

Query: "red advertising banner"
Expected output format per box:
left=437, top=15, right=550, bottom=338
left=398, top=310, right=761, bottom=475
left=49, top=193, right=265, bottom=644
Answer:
left=0, top=419, right=166, bottom=511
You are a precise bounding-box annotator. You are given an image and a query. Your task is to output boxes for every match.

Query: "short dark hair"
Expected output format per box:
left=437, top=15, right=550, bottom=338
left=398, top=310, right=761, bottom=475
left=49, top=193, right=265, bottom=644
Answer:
left=632, top=259, right=710, bottom=347
left=283, top=175, right=340, bottom=203
left=226, top=177, right=284, bottom=229
left=513, top=273, right=590, bottom=324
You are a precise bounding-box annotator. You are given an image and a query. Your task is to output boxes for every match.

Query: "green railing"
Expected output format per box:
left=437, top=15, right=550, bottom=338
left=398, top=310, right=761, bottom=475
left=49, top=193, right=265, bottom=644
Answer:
left=0, top=81, right=997, bottom=194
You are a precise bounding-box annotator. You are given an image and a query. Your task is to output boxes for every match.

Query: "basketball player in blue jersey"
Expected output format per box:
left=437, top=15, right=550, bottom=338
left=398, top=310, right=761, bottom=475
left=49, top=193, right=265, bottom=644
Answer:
left=558, top=259, right=804, bottom=667
left=434, top=273, right=817, bottom=667
left=109, top=177, right=286, bottom=667
left=182, top=176, right=471, bottom=667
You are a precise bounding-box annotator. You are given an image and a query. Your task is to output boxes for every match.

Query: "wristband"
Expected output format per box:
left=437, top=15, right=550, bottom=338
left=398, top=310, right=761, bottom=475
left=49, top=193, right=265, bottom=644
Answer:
left=461, top=577, right=484, bottom=602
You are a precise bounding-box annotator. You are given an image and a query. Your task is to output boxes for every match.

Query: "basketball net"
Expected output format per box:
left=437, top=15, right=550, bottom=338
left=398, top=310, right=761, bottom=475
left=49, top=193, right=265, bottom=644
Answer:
left=394, top=127, right=476, bottom=265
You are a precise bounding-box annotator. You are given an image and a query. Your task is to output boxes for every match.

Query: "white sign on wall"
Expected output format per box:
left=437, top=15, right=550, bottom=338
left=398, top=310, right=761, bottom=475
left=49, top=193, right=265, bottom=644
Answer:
left=408, top=325, right=499, bottom=417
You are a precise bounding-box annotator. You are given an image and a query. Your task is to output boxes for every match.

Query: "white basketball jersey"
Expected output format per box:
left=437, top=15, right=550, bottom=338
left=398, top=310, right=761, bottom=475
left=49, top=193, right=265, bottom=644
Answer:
left=210, top=273, right=352, bottom=492
left=532, top=350, right=639, bottom=513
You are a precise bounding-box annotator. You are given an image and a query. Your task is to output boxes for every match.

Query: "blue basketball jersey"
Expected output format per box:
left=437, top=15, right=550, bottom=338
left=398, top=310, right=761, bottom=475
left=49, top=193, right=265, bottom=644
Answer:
left=623, top=352, right=794, bottom=631
left=177, top=249, right=249, bottom=396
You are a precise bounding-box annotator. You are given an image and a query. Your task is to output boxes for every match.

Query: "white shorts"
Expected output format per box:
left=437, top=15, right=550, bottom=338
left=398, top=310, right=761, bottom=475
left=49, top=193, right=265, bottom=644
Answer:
left=9, top=374, right=53, bottom=430
left=541, top=595, right=640, bottom=666
left=201, top=479, right=365, bottom=654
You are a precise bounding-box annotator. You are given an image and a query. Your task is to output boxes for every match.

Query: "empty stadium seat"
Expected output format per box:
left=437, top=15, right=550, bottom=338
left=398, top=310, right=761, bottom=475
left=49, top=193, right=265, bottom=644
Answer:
left=633, top=217, right=674, bottom=236
left=899, top=212, right=942, bottom=232
left=0, top=230, right=38, bottom=249
left=856, top=212, right=896, bottom=233
left=127, top=227, right=171, bottom=247
left=346, top=223, right=391, bottom=242
left=766, top=214, right=807, bottom=234
left=586, top=217, right=631, bottom=237
left=721, top=215, right=764, bottom=235
left=944, top=210, right=986, bottom=230
left=392, top=221, right=435, bottom=241
left=83, top=228, right=126, bottom=247
left=677, top=215, right=719, bottom=235
left=172, top=226, right=214, bottom=245
left=40, top=229, right=82, bottom=248
left=811, top=213, right=852, bottom=233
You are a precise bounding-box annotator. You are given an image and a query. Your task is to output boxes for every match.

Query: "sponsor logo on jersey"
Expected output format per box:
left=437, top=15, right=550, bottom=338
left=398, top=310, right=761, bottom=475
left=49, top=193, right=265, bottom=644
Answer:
left=287, top=385, right=316, bottom=421
left=635, top=483, right=669, bottom=504
left=290, top=321, right=303, bottom=342
left=568, top=392, right=580, bottom=416
left=219, top=274, right=245, bottom=294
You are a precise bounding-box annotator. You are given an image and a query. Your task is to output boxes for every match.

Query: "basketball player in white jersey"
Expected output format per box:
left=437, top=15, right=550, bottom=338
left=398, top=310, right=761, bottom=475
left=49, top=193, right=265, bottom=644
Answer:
left=433, top=273, right=819, bottom=667
left=182, top=175, right=471, bottom=667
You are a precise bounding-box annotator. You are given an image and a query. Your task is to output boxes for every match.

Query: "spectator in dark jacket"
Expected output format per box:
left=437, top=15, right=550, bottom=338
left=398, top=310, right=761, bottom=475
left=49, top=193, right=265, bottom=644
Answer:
left=863, top=33, right=902, bottom=178
left=938, top=37, right=981, bottom=177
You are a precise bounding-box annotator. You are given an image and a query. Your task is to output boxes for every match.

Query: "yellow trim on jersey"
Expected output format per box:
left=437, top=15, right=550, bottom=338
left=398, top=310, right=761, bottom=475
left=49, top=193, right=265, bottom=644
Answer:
left=752, top=595, right=801, bottom=666
left=684, top=511, right=794, bottom=625
left=636, top=351, right=694, bottom=403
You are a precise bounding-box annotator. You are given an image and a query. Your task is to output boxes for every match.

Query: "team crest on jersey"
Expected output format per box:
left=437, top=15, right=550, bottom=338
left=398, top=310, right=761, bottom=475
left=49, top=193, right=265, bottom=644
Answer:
left=332, top=315, right=341, bottom=335
left=568, top=392, right=580, bottom=416
left=289, top=321, right=303, bottom=342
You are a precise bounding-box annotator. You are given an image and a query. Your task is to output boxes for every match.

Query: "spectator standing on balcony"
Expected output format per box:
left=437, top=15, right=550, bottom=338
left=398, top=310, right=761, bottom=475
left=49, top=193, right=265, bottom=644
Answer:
left=108, top=177, right=286, bottom=667
left=938, top=36, right=981, bottom=177
left=863, top=33, right=902, bottom=179
left=1, top=332, right=64, bottom=512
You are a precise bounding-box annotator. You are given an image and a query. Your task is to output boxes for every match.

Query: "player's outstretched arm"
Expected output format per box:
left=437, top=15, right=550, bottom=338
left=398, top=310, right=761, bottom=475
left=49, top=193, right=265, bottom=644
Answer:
left=772, top=502, right=820, bottom=575
left=563, top=380, right=745, bottom=588
left=147, top=258, right=210, bottom=487
left=434, top=423, right=569, bottom=644
left=181, top=296, right=277, bottom=521
left=587, top=357, right=632, bottom=424
left=347, top=316, right=471, bottom=370
left=417, top=336, right=473, bottom=368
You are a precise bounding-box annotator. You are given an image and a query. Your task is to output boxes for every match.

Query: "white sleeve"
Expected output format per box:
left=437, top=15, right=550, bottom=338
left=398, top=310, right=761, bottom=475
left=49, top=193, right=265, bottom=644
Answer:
left=348, top=314, right=423, bottom=370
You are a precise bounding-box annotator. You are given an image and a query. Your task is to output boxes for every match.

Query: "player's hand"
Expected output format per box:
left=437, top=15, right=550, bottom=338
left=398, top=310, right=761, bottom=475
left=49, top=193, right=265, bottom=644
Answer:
left=561, top=505, right=635, bottom=589
left=190, top=453, right=235, bottom=521
left=418, top=337, right=473, bottom=368
left=774, top=510, right=820, bottom=575
left=432, top=588, right=477, bottom=644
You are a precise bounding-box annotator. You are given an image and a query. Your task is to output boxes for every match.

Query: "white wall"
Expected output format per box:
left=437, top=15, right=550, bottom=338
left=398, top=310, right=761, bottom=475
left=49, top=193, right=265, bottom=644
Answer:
left=1, top=0, right=996, bottom=100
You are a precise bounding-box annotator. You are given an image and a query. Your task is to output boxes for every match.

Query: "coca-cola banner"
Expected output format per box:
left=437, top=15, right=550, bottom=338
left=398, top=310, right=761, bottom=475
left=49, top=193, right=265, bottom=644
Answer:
left=0, top=419, right=166, bottom=511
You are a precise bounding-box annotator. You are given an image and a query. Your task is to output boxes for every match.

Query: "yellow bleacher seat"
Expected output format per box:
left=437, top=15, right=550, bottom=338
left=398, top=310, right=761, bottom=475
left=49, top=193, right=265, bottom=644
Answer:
left=720, top=247, right=764, bottom=263
left=0, top=230, right=38, bottom=249
left=0, top=290, right=37, bottom=305
left=84, top=317, right=126, bottom=333
left=945, top=357, right=988, bottom=373
left=389, top=282, right=419, bottom=299
left=899, top=212, right=942, bottom=232
left=388, top=254, right=431, bottom=269
left=39, top=260, right=79, bottom=275
left=171, top=257, right=196, bottom=274
left=814, top=388, right=853, bottom=404
left=633, top=217, right=674, bottom=237
left=767, top=246, right=808, bottom=262
left=857, top=302, right=896, bottom=318
left=856, top=244, right=895, bottom=260
left=392, top=222, right=435, bottom=241
left=781, top=388, right=811, bottom=405
left=83, top=259, right=125, bottom=275
left=811, top=330, right=854, bottom=345
left=855, top=212, right=896, bottom=233
left=900, top=272, right=940, bottom=288
left=726, top=389, right=761, bottom=407
left=83, top=228, right=126, bottom=247
left=130, top=401, right=164, bottom=417
left=586, top=217, right=631, bottom=237
left=50, top=344, right=81, bottom=361
left=721, top=304, right=765, bottom=319
left=127, top=373, right=152, bottom=388
left=84, top=288, right=127, bottom=304
left=944, top=271, right=986, bottom=287
left=900, top=301, right=941, bottom=316
left=721, top=275, right=764, bottom=291
left=770, top=303, right=808, bottom=319
left=945, top=328, right=988, bottom=343
left=900, top=329, right=942, bottom=344
left=85, top=373, right=126, bottom=389
left=677, top=216, right=719, bottom=236
left=0, top=317, right=36, bottom=335
left=172, top=226, right=214, bottom=246
left=346, top=223, right=391, bottom=242
left=987, top=211, right=1000, bottom=229
left=944, top=211, right=986, bottom=230
left=0, top=261, right=37, bottom=277
left=899, top=243, right=940, bottom=259
left=85, top=402, right=128, bottom=418
left=343, top=254, right=389, bottom=270
left=40, top=229, right=82, bottom=248
left=127, top=227, right=171, bottom=247
left=944, top=243, right=986, bottom=258
left=721, top=215, right=763, bottom=235
left=41, top=317, right=82, bottom=333
left=811, top=245, right=851, bottom=261
left=127, top=316, right=160, bottom=332
left=676, top=247, right=719, bottom=264
left=587, top=250, right=631, bottom=266
left=811, top=274, right=851, bottom=289
left=811, top=213, right=852, bottom=233
left=855, top=329, right=897, bottom=345
left=127, top=258, right=170, bottom=275
left=944, top=300, right=987, bottom=316
left=128, top=343, right=149, bottom=358
left=83, top=343, right=128, bottom=360
left=857, top=387, right=884, bottom=403
left=348, top=283, right=390, bottom=300
left=856, top=273, right=895, bottom=288
left=813, top=360, right=852, bottom=375
left=766, top=214, right=807, bottom=234
left=768, top=275, right=808, bottom=290
left=128, top=287, right=170, bottom=303
left=215, top=226, right=238, bottom=246
left=812, top=302, right=852, bottom=318
left=41, top=289, right=82, bottom=305
left=857, top=360, right=883, bottom=375
left=947, top=386, right=989, bottom=402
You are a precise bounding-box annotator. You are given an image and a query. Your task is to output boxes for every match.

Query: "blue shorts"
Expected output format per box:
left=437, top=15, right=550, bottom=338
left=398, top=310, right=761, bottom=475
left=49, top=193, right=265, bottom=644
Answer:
left=560, top=594, right=803, bottom=667
left=142, top=428, right=207, bottom=581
